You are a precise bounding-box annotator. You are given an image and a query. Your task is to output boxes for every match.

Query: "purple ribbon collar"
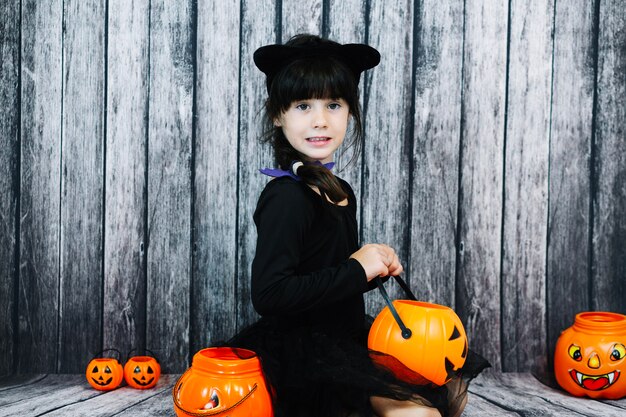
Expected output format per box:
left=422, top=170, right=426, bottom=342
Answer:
left=259, top=162, right=335, bottom=181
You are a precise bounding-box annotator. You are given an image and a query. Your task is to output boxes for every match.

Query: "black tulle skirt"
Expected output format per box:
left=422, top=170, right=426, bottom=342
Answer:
left=223, top=316, right=490, bottom=417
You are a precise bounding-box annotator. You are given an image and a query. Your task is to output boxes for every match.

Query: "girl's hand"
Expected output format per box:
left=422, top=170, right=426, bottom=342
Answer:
left=350, top=244, right=403, bottom=282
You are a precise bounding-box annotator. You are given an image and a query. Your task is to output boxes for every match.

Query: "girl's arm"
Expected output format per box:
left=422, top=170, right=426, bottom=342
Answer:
left=251, top=181, right=369, bottom=316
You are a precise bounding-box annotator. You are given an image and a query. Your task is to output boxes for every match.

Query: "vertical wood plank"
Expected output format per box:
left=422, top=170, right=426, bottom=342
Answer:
left=501, top=0, right=553, bottom=373
left=18, top=0, right=63, bottom=373
left=104, top=0, right=149, bottom=356
left=192, top=0, right=241, bottom=351
left=327, top=0, right=368, bottom=222
left=592, top=0, right=626, bottom=314
left=456, top=0, right=508, bottom=370
left=281, top=0, right=322, bottom=40
left=146, top=0, right=194, bottom=372
left=236, top=1, right=278, bottom=328
left=409, top=0, right=464, bottom=307
left=547, top=0, right=596, bottom=362
left=0, top=0, right=20, bottom=376
left=363, top=0, right=414, bottom=314
left=58, top=0, right=106, bottom=372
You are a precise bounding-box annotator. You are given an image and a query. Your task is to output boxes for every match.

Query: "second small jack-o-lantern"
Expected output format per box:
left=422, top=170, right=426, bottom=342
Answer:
left=124, top=355, right=161, bottom=389
left=369, top=299, right=468, bottom=386
left=555, top=311, right=626, bottom=399
left=86, top=351, right=124, bottom=391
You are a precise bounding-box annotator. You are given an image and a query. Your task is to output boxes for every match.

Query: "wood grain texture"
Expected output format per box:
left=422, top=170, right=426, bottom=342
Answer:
left=192, top=0, right=241, bottom=351
left=104, top=0, right=150, bottom=357
left=362, top=0, right=414, bottom=315
left=0, top=0, right=19, bottom=377
left=409, top=0, right=464, bottom=307
left=547, top=0, right=596, bottom=363
left=500, top=0, right=553, bottom=373
left=456, top=0, right=508, bottom=370
left=0, top=374, right=45, bottom=391
left=236, top=0, right=277, bottom=328
left=43, top=375, right=177, bottom=416
left=326, top=0, right=368, bottom=208
left=281, top=0, right=322, bottom=40
left=58, top=0, right=106, bottom=373
left=591, top=0, right=626, bottom=314
left=463, top=393, right=520, bottom=416
left=469, top=373, right=626, bottom=416
left=146, top=0, right=194, bottom=372
left=2, top=373, right=626, bottom=416
left=113, top=384, right=177, bottom=416
left=18, top=0, right=63, bottom=373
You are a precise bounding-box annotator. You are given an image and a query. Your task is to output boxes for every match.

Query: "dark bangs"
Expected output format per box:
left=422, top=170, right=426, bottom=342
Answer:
left=267, top=56, right=359, bottom=116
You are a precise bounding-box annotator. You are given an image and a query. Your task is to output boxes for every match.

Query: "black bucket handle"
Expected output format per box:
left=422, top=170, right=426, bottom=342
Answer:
left=375, top=276, right=417, bottom=340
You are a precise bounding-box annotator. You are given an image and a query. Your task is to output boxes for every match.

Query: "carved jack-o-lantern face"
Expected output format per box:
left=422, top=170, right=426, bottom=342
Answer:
left=555, top=312, right=626, bottom=400
left=124, top=356, right=161, bottom=389
left=86, top=358, right=124, bottom=391
left=368, top=300, right=468, bottom=386
left=173, top=347, right=273, bottom=417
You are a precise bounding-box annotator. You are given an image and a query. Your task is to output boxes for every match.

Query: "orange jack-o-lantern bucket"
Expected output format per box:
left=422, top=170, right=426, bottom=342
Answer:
left=554, top=311, right=626, bottom=399
left=124, top=349, right=161, bottom=389
left=85, top=349, right=124, bottom=391
left=173, top=347, right=273, bottom=417
left=368, top=277, right=468, bottom=386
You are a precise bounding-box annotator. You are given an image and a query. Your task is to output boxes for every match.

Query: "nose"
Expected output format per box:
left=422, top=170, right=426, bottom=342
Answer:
left=588, top=353, right=601, bottom=369
left=312, top=108, right=327, bottom=128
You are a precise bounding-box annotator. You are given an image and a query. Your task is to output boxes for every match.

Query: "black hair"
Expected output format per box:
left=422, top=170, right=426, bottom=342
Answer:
left=261, top=34, right=365, bottom=204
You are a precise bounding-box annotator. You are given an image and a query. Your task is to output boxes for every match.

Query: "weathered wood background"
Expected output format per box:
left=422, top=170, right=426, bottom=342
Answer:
left=1, top=0, right=624, bottom=375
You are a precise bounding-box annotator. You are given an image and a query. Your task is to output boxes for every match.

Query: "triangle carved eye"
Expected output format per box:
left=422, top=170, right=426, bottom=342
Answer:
left=92, top=366, right=99, bottom=373
left=147, top=366, right=154, bottom=374
left=134, top=366, right=141, bottom=373
left=104, top=366, right=112, bottom=374
left=449, top=326, right=461, bottom=341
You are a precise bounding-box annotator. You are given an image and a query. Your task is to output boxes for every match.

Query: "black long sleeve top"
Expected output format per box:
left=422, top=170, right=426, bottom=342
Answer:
left=251, top=176, right=369, bottom=338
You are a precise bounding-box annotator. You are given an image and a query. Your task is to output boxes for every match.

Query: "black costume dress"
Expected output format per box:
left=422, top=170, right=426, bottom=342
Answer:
left=227, top=176, right=488, bottom=417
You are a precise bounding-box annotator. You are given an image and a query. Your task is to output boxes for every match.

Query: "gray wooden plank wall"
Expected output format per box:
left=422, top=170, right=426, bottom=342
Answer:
left=0, top=0, right=625, bottom=375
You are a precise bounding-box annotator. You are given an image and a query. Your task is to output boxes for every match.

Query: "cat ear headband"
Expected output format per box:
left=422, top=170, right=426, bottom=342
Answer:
left=253, top=39, right=381, bottom=93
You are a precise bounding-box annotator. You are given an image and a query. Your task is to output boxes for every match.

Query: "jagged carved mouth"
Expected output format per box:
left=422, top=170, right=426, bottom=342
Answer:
left=132, top=377, right=155, bottom=386
left=569, top=369, right=620, bottom=391
left=92, top=377, right=113, bottom=386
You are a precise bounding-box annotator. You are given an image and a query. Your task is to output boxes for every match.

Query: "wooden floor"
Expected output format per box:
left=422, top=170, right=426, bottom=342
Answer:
left=1, top=373, right=625, bottom=416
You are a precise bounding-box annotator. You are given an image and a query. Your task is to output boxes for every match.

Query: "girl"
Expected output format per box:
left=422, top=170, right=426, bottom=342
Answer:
left=230, top=34, right=486, bottom=417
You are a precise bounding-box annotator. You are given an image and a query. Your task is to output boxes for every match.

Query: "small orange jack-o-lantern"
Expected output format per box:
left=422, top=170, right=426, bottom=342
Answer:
left=173, top=347, right=273, bottom=417
left=555, top=311, right=626, bottom=399
left=86, top=349, right=124, bottom=391
left=369, top=300, right=468, bottom=386
left=124, top=354, right=161, bottom=389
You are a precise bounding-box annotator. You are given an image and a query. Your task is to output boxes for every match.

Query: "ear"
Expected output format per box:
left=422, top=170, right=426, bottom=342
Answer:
left=273, top=118, right=282, bottom=127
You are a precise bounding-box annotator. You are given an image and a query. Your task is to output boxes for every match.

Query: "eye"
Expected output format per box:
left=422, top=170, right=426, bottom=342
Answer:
left=92, top=366, right=99, bottom=373
left=104, top=366, right=112, bottom=373
left=134, top=366, right=141, bottom=373
left=568, top=344, right=582, bottom=361
left=328, top=102, right=342, bottom=110
left=610, top=343, right=625, bottom=361
left=147, top=366, right=154, bottom=374
left=295, top=103, right=309, bottom=111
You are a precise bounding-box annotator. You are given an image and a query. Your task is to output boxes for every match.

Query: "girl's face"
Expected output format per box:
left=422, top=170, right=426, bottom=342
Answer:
left=275, top=98, right=349, bottom=163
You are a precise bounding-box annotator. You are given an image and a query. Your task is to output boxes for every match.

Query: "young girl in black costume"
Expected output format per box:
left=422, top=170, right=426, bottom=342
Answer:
left=229, top=34, right=487, bottom=417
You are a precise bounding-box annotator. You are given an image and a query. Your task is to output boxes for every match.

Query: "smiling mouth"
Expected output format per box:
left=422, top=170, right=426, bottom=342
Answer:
left=569, top=369, right=620, bottom=390
left=92, top=377, right=113, bottom=386
left=306, top=137, right=330, bottom=142
left=133, top=377, right=155, bottom=386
